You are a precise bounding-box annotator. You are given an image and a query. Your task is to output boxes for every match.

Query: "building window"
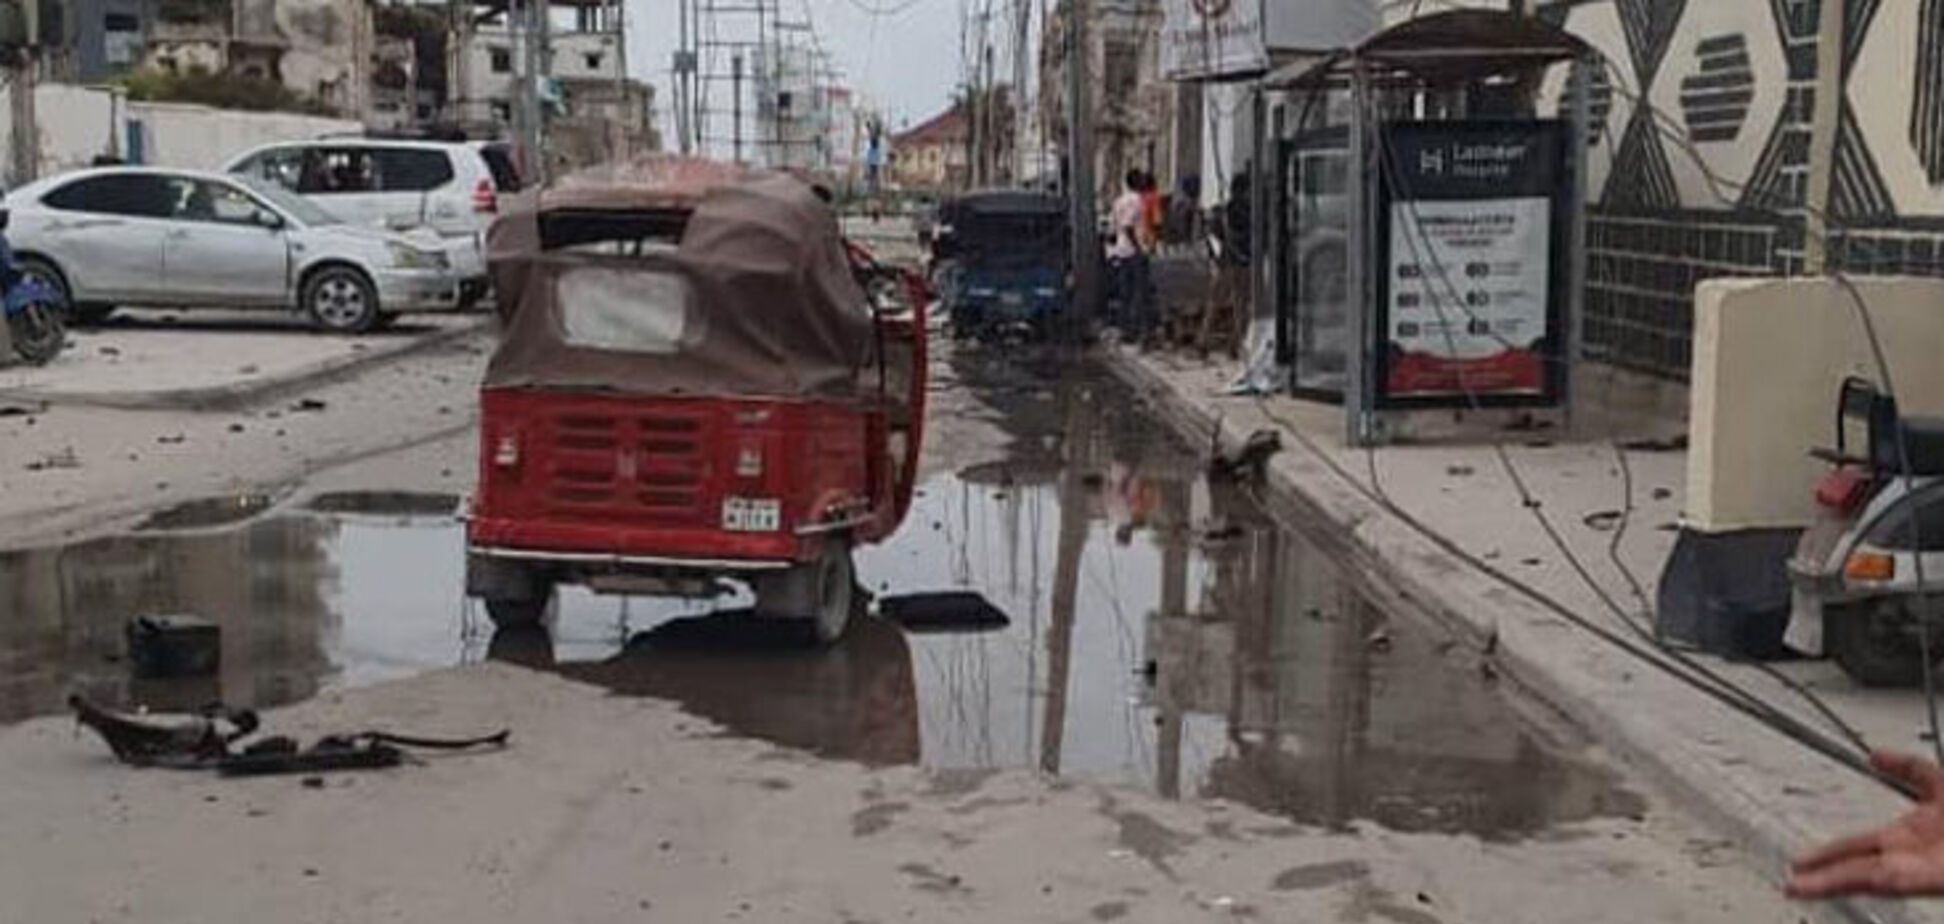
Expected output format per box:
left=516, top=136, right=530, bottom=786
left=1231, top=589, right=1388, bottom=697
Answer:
left=584, top=52, right=603, bottom=71
left=490, top=101, right=512, bottom=122
left=490, top=47, right=512, bottom=73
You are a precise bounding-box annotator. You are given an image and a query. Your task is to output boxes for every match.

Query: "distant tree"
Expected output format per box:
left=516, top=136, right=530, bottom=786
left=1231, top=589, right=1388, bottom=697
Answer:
left=120, top=67, right=333, bottom=115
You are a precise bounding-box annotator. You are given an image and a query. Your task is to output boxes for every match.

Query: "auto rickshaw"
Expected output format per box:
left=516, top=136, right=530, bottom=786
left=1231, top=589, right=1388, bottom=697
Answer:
left=931, top=189, right=1068, bottom=339
left=465, top=157, right=928, bottom=643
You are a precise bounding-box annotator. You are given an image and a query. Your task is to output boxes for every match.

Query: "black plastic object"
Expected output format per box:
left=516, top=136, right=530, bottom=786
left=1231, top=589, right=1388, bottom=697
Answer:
left=126, top=615, right=220, bottom=679
left=879, top=591, right=1010, bottom=633
left=1655, top=527, right=1802, bottom=659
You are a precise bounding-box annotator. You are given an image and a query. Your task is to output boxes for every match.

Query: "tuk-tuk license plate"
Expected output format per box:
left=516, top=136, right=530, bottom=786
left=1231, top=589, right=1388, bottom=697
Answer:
left=722, top=497, right=781, bottom=532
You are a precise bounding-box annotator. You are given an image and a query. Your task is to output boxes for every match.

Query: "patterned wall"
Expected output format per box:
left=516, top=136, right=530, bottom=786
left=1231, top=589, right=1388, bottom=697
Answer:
left=1530, top=0, right=1944, bottom=379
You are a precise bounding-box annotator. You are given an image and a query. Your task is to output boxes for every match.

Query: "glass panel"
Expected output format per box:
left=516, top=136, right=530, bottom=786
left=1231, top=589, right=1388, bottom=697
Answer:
left=1285, top=120, right=1352, bottom=397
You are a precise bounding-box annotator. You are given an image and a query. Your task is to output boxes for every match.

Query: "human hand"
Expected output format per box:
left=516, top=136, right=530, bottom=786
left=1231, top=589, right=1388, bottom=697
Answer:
left=1788, top=751, right=1944, bottom=898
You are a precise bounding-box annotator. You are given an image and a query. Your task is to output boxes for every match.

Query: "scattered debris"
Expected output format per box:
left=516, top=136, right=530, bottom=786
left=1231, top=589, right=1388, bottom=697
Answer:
left=1521, top=557, right=1543, bottom=567
left=156, top=434, right=186, bottom=445
left=1208, top=429, right=1282, bottom=483
left=1366, top=628, right=1393, bottom=652
left=237, top=365, right=260, bottom=375
left=0, top=402, right=45, bottom=417
left=98, top=346, right=121, bottom=357
left=25, top=447, right=80, bottom=471
left=69, top=695, right=508, bottom=775
left=228, top=423, right=245, bottom=433
left=1582, top=510, right=1624, bottom=532
left=1651, top=487, right=1673, bottom=501
left=290, top=398, right=328, bottom=413
left=1445, top=464, right=1475, bottom=477
left=126, top=615, right=220, bottom=678
left=1619, top=434, right=1687, bottom=453
left=879, top=591, right=1010, bottom=633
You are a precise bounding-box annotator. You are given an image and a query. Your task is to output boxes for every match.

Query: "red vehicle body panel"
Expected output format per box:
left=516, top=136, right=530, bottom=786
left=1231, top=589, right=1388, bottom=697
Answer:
left=467, top=259, right=929, bottom=570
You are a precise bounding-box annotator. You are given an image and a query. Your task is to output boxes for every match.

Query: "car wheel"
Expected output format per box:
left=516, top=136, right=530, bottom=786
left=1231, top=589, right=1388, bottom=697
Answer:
left=302, top=265, right=381, bottom=333
left=7, top=298, right=66, bottom=365
left=14, top=256, right=70, bottom=311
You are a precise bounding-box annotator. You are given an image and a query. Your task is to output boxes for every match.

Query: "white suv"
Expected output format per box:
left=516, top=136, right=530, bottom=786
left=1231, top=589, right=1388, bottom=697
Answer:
left=223, top=139, right=523, bottom=307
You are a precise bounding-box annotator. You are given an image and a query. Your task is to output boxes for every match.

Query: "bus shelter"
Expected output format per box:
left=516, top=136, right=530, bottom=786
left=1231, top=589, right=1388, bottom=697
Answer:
left=1257, top=10, right=1594, bottom=445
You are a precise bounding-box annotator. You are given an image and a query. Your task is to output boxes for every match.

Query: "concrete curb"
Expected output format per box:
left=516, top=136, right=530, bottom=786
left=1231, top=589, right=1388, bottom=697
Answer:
left=0, top=317, right=491, bottom=412
left=1100, top=347, right=1929, bottom=924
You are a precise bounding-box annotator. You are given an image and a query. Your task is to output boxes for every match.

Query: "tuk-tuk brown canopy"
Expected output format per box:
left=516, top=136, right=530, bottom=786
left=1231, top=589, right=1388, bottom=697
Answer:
left=484, top=157, right=873, bottom=399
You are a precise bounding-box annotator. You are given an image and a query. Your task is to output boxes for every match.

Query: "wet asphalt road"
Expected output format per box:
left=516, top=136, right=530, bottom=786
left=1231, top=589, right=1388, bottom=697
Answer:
left=0, top=342, right=1651, bottom=845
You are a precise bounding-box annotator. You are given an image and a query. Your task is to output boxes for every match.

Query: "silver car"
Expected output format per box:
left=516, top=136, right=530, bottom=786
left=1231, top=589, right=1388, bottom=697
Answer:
left=4, top=167, right=462, bottom=333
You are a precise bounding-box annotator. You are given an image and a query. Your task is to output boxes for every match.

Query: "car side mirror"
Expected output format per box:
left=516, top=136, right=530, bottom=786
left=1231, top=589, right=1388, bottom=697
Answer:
left=254, top=210, right=285, bottom=231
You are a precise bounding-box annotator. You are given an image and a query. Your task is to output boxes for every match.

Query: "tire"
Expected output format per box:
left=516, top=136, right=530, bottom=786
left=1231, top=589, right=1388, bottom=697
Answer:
left=14, top=256, right=71, bottom=311
left=756, top=540, right=856, bottom=645
left=1827, top=597, right=1940, bottom=687
left=7, top=299, right=65, bottom=365
left=302, top=265, right=382, bottom=333
left=484, top=590, right=552, bottom=631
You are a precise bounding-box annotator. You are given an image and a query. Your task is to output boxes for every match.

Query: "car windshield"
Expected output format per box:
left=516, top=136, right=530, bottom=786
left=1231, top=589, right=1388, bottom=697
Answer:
left=235, top=176, right=340, bottom=226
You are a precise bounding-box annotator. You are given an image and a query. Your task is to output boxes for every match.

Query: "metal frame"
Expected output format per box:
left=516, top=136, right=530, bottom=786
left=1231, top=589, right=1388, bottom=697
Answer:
left=1259, top=10, right=1592, bottom=447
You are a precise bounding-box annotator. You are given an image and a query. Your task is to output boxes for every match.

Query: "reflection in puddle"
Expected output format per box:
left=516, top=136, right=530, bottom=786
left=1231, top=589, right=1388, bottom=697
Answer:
left=135, top=492, right=283, bottom=532
left=0, top=355, right=1644, bottom=840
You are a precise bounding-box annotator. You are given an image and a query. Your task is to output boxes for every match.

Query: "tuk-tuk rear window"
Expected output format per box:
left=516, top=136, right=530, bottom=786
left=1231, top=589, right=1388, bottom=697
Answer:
left=556, top=264, right=695, bottom=355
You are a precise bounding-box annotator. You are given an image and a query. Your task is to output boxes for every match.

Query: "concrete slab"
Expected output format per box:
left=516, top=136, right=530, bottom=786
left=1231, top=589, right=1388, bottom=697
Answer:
left=0, top=309, right=488, bottom=411
left=1105, top=345, right=1944, bottom=924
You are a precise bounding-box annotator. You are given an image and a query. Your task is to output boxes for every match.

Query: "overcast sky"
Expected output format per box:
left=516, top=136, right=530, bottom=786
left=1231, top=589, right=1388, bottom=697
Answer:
left=626, top=0, right=1036, bottom=149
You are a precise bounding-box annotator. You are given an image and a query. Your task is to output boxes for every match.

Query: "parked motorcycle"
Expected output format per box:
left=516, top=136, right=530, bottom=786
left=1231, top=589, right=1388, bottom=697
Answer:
left=0, top=208, right=65, bottom=365
left=1785, top=377, right=1944, bottom=685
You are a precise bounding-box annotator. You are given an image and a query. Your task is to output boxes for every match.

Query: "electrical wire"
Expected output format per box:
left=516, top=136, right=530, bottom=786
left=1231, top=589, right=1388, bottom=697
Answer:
left=1351, top=73, right=1900, bottom=790
left=839, top=0, right=935, bottom=16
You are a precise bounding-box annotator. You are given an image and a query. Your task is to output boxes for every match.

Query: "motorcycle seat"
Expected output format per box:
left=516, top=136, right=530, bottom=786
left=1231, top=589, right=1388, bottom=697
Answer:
left=1883, top=416, right=1944, bottom=475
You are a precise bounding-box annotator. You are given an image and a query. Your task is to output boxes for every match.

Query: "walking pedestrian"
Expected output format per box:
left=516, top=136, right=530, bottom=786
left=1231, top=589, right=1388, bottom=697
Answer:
left=1107, top=169, right=1156, bottom=343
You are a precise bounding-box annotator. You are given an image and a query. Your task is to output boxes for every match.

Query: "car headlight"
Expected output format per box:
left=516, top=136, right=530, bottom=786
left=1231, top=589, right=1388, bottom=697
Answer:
left=387, top=242, right=448, bottom=270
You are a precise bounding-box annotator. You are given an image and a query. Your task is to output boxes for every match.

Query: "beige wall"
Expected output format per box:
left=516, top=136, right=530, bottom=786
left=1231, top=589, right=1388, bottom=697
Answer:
left=1688, top=277, right=1944, bottom=532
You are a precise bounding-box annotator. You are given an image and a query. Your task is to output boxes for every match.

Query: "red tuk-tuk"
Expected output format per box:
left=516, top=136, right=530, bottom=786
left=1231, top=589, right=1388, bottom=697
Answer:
left=465, top=158, right=927, bottom=642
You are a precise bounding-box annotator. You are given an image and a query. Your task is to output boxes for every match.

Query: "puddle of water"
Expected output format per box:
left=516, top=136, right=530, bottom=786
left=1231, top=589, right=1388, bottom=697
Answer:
left=0, top=354, right=1643, bottom=841
left=304, top=491, right=461, bottom=517
left=135, top=492, right=283, bottom=532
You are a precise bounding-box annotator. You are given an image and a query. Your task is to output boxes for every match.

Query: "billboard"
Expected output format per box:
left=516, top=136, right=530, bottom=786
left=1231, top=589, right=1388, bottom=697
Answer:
left=1375, top=121, right=1570, bottom=407
left=1161, top=0, right=1269, bottom=80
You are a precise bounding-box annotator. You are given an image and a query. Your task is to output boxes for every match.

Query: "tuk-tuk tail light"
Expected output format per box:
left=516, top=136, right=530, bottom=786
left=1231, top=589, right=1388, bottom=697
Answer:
left=736, top=447, right=763, bottom=478
left=1844, top=550, right=1896, bottom=583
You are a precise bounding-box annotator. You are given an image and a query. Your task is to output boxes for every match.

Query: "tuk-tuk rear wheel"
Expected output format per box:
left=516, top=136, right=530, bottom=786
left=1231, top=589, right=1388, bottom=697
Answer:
left=484, top=584, right=554, bottom=631
left=756, top=540, right=855, bottom=645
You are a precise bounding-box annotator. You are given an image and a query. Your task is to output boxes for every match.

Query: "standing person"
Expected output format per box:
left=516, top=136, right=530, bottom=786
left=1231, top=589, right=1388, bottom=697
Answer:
left=1106, top=169, right=1152, bottom=341
left=1220, top=172, right=1253, bottom=354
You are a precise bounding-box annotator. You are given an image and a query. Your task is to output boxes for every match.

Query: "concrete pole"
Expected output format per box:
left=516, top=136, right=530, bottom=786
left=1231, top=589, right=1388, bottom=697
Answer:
left=9, top=0, right=38, bottom=186
left=1803, top=0, right=1846, bottom=274
left=732, top=52, right=744, bottom=163
left=1066, top=0, right=1100, bottom=335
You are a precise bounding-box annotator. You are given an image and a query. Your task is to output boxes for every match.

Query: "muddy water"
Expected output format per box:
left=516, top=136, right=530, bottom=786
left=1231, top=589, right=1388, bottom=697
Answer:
left=0, top=353, right=1643, bottom=840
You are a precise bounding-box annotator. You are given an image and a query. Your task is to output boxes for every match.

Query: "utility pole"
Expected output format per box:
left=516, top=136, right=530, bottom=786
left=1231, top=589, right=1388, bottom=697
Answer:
left=731, top=52, right=744, bottom=163
left=1066, top=0, right=1100, bottom=335
left=675, top=0, right=692, bottom=154
left=9, top=0, right=38, bottom=186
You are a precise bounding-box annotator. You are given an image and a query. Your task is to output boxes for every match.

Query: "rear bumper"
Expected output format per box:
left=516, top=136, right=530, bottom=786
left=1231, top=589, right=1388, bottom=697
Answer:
left=466, top=516, right=807, bottom=567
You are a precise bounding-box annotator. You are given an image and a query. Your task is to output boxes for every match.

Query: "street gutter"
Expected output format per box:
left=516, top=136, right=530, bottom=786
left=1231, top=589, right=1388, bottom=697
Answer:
left=1100, top=345, right=1928, bottom=924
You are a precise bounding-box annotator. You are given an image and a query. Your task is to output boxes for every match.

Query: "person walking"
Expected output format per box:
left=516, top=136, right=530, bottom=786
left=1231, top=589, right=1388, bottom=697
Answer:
left=1106, top=169, right=1155, bottom=343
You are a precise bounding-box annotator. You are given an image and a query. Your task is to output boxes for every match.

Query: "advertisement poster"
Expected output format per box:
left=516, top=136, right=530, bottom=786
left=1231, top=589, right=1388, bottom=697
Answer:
left=1378, top=122, right=1566, bottom=405
left=1161, top=0, right=1269, bottom=80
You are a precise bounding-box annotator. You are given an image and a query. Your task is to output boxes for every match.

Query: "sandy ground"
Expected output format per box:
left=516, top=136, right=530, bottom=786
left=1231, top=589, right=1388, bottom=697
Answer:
left=0, top=662, right=1801, bottom=924
left=0, top=328, right=490, bottom=550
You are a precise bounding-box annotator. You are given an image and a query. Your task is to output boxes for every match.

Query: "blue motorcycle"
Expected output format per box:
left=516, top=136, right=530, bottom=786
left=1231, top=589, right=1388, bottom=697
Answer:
left=0, top=209, right=64, bottom=365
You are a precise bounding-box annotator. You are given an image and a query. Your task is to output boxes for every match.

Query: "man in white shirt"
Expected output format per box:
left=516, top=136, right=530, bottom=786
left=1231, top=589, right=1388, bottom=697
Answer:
left=1107, top=169, right=1154, bottom=342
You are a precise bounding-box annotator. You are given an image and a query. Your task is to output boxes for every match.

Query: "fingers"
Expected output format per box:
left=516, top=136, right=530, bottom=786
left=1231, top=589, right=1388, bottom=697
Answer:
left=1789, top=851, right=1944, bottom=899
left=1793, top=829, right=1885, bottom=873
left=1871, top=751, right=1944, bottom=801
left=1787, top=854, right=1890, bottom=899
